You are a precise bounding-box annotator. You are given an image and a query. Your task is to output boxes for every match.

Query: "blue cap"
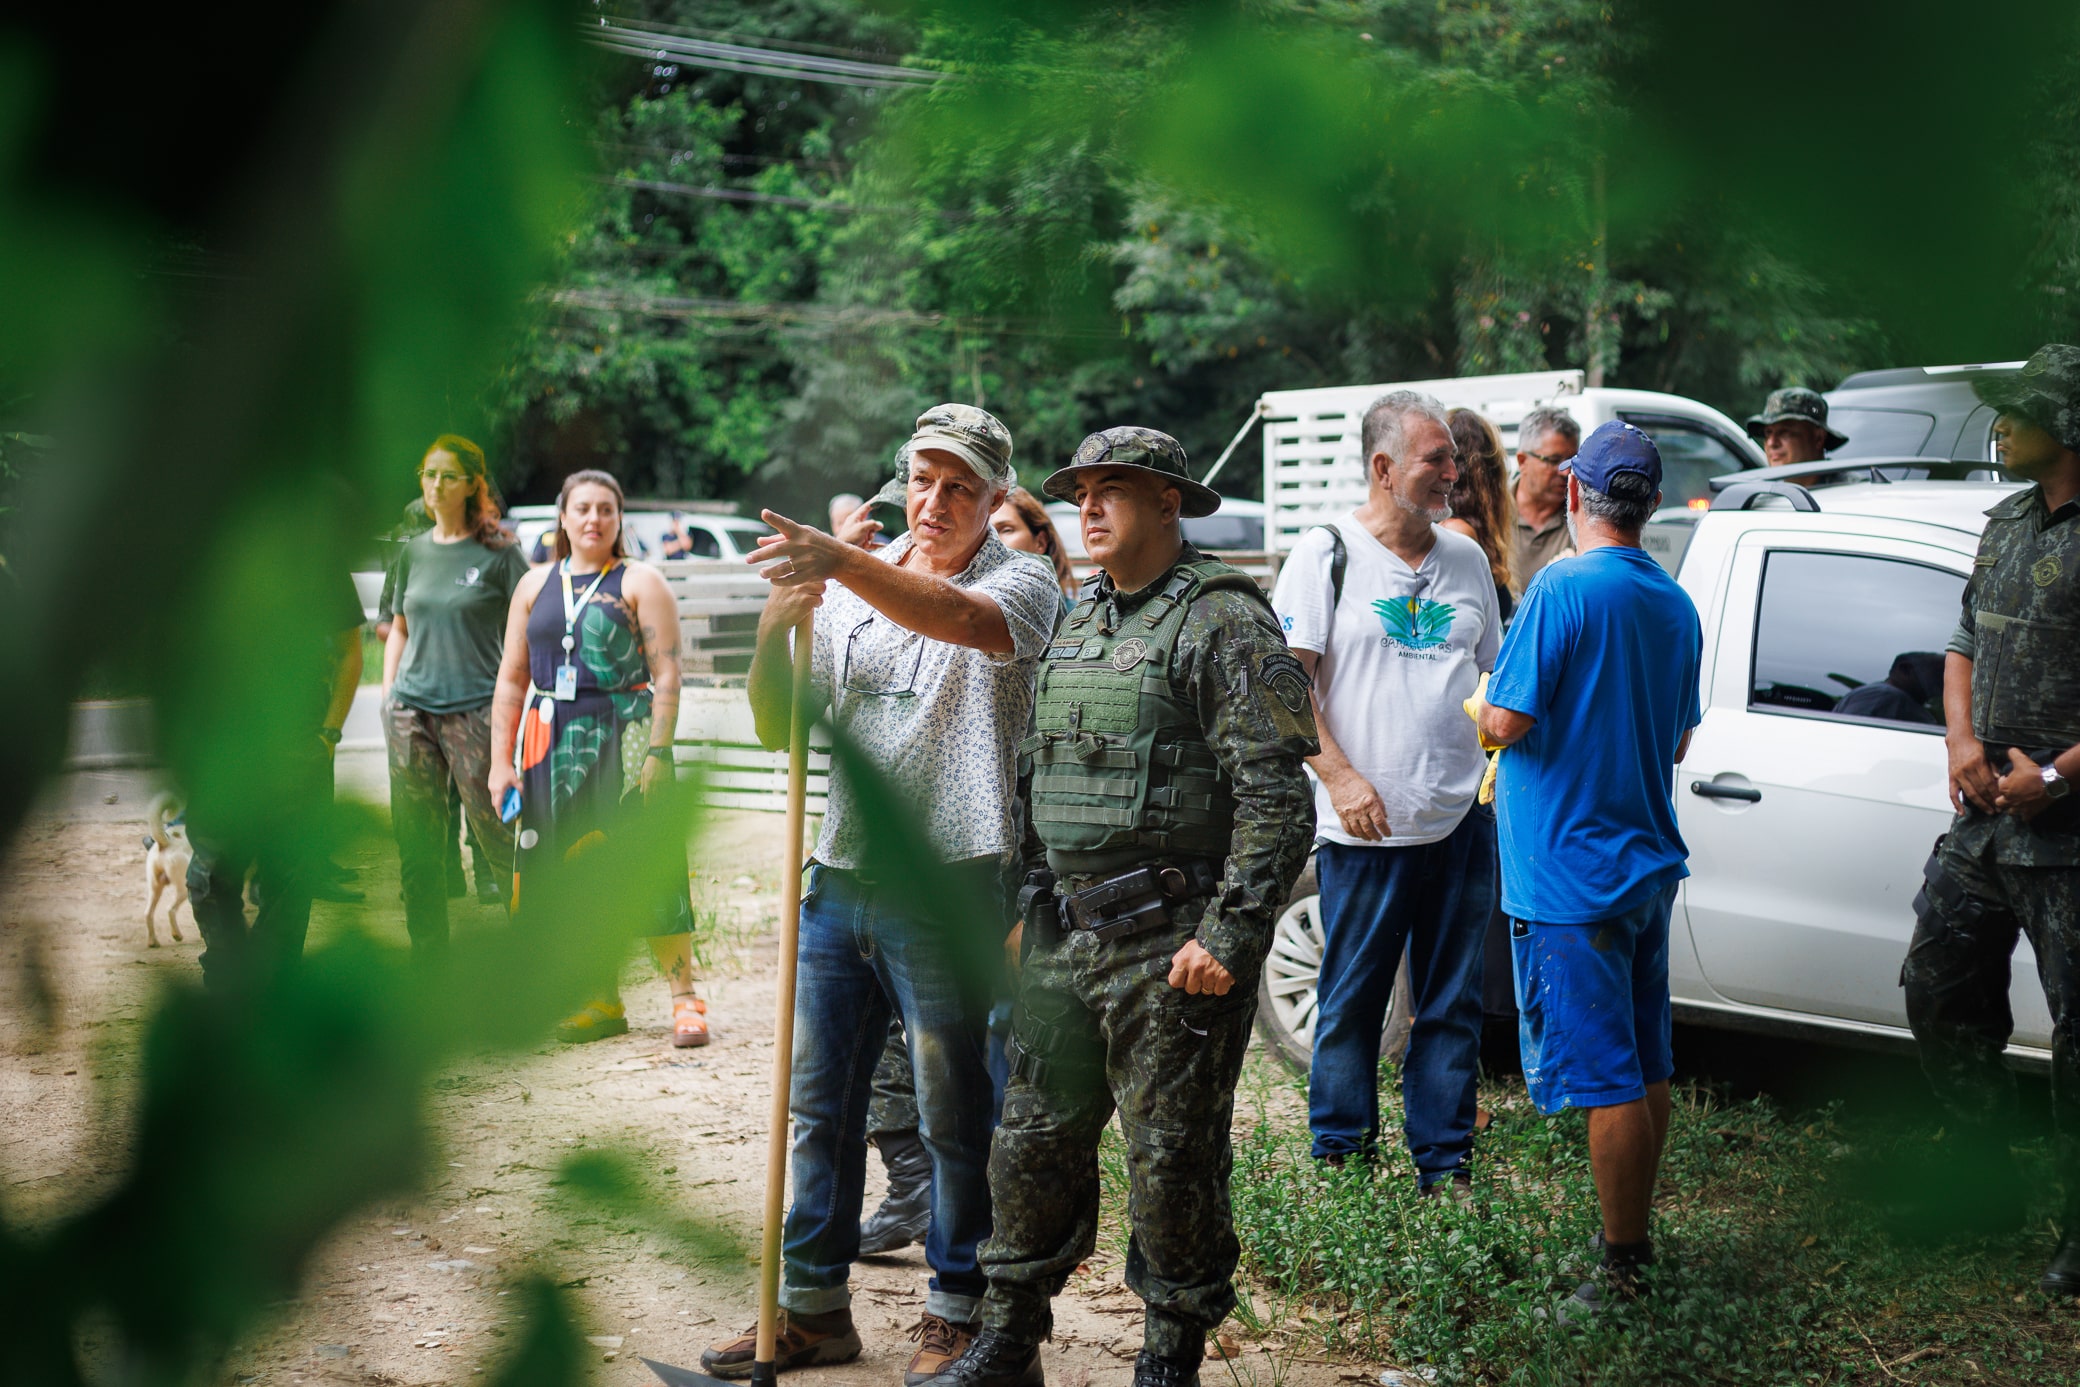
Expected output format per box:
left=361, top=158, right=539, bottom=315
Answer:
left=1566, top=420, right=1662, bottom=494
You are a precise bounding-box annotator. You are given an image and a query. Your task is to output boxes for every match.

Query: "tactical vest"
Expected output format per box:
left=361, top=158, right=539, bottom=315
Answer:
left=1967, top=488, right=2080, bottom=751
left=1022, top=558, right=1266, bottom=874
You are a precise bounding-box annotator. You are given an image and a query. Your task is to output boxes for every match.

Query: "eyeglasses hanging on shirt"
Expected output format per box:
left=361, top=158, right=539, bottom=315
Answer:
left=840, top=615, right=925, bottom=699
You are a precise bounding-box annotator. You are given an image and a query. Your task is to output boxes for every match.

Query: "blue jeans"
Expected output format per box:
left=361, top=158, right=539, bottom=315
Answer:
left=1308, top=806, right=1497, bottom=1182
left=782, top=862, right=1001, bottom=1322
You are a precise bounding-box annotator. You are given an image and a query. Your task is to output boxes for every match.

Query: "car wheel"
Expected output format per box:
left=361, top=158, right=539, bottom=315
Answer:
left=1254, top=854, right=1412, bottom=1074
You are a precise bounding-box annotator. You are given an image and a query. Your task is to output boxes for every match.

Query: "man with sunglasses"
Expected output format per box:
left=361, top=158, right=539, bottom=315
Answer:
left=714, top=405, right=1062, bottom=1385
left=1511, top=406, right=1583, bottom=583
left=923, top=428, right=1317, bottom=1387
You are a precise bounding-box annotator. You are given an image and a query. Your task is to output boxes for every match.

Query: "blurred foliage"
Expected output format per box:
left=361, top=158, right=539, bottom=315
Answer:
left=489, top=0, right=2080, bottom=516
left=6, top=1, right=2080, bottom=1380
left=0, top=3, right=738, bottom=1384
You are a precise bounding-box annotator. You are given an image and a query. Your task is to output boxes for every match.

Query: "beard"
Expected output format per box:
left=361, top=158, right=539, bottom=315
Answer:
left=1391, top=489, right=1453, bottom=525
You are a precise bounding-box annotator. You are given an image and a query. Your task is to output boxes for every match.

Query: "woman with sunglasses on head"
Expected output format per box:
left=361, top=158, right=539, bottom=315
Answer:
left=382, top=436, right=530, bottom=963
left=489, top=469, right=710, bottom=1046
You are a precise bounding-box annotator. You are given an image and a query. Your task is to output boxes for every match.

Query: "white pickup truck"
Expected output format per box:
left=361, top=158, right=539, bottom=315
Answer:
left=1256, top=465, right=2055, bottom=1073
left=1256, top=368, right=1764, bottom=558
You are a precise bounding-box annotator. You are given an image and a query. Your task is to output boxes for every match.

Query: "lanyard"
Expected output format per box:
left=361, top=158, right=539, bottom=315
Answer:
left=558, top=559, right=616, bottom=654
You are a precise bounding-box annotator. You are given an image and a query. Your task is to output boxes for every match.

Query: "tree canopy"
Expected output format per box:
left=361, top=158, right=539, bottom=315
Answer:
left=494, top=0, right=2080, bottom=512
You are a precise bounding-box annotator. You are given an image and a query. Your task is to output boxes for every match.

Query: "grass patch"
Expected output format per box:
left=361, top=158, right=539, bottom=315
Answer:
left=1126, top=1057, right=2079, bottom=1384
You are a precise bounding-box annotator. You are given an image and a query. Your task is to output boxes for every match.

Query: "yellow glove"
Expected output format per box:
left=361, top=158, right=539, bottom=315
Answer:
left=1463, top=672, right=1509, bottom=754
left=1464, top=673, right=1503, bottom=804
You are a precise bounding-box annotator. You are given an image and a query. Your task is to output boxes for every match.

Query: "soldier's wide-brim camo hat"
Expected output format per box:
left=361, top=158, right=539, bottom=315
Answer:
left=907, top=403, right=1015, bottom=487
left=1041, top=427, right=1222, bottom=518
left=1746, top=386, right=1849, bottom=451
left=1973, top=344, right=2080, bottom=452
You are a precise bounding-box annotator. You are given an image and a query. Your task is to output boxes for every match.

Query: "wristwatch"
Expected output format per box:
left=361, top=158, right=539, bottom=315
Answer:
left=2044, top=764, right=2070, bottom=800
left=645, top=745, right=672, bottom=761
left=317, top=726, right=343, bottom=746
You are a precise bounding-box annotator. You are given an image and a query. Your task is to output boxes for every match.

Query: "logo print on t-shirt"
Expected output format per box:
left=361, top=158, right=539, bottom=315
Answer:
left=1372, top=595, right=1456, bottom=651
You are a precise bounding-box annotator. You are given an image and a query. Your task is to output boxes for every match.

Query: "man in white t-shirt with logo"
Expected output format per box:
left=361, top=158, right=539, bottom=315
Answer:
left=1270, top=389, right=1502, bottom=1200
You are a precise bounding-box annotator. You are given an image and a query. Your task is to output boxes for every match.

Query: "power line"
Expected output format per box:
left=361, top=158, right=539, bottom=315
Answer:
left=587, top=20, right=948, bottom=90
left=600, top=175, right=899, bottom=215
left=546, top=287, right=1114, bottom=341
left=592, top=12, right=911, bottom=66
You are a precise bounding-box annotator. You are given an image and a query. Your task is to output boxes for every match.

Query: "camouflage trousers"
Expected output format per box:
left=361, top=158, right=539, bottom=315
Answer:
left=868, top=1017, right=921, bottom=1147
left=1902, top=827, right=2080, bottom=1217
left=385, top=700, right=513, bottom=957
left=979, top=903, right=1255, bottom=1359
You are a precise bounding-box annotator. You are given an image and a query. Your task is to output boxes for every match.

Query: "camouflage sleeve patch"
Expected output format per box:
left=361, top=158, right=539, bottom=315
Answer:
left=1260, top=650, right=1311, bottom=714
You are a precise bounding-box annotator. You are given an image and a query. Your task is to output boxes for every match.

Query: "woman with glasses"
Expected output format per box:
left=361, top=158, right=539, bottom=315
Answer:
left=382, top=435, right=529, bottom=962
left=488, top=469, right=709, bottom=1046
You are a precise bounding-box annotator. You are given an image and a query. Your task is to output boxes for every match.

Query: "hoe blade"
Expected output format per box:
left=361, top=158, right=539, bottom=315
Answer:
left=640, top=1356, right=737, bottom=1387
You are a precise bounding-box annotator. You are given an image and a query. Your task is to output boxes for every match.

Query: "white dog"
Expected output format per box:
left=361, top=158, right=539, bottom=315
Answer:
left=143, top=793, right=192, bottom=947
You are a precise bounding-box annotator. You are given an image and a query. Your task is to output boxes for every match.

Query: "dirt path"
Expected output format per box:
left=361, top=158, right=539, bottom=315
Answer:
left=1, top=773, right=1360, bottom=1387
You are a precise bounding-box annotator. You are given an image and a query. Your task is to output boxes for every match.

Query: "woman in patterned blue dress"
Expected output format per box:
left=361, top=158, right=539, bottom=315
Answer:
left=489, top=470, right=709, bottom=1045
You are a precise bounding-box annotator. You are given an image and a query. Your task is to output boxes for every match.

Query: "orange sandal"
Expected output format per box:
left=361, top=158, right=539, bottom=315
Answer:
left=671, top=994, right=710, bottom=1048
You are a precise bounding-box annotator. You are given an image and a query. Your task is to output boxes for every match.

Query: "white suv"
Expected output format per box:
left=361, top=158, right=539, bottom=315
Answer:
left=1255, top=467, right=2054, bottom=1072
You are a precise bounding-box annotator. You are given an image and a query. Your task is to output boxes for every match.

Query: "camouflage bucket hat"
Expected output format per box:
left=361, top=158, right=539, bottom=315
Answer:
left=1041, top=426, right=1222, bottom=518
left=1973, top=344, right=2080, bottom=452
left=867, top=468, right=909, bottom=527
left=1746, top=386, right=1849, bottom=451
left=908, top=403, right=1015, bottom=486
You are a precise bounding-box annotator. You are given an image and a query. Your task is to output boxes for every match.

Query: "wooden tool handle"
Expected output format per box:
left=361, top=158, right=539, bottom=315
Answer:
left=754, top=609, right=814, bottom=1374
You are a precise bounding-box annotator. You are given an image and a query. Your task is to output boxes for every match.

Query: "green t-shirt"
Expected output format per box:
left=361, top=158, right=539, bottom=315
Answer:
left=391, top=533, right=528, bottom=714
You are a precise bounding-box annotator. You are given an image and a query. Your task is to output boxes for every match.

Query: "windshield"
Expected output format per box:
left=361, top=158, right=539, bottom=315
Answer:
left=1825, top=408, right=1936, bottom=457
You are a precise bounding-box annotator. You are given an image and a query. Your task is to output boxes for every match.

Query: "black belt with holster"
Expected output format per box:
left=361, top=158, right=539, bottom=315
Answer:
left=1020, top=859, right=1220, bottom=948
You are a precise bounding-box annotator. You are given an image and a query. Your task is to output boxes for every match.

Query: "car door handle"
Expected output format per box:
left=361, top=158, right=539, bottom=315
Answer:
left=1690, top=780, right=1761, bottom=803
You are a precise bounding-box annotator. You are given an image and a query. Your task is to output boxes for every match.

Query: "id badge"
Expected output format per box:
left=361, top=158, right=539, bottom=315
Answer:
left=553, top=664, right=579, bottom=701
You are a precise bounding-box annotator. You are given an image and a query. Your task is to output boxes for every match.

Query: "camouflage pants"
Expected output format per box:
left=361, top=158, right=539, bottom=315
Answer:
left=979, top=904, right=1255, bottom=1359
left=1902, top=828, right=2080, bottom=1217
left=385, top=700, right=512, bottom=957
left=868, top=1017, right=921, bottom=1147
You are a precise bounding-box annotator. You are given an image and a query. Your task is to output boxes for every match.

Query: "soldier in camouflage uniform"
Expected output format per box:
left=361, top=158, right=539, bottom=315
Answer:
left=1745, top=386, right=1849, bottom=466
left=922, top=429, right=1318, bottom=1387
left=1900, top=344, right=2080, bottom=1296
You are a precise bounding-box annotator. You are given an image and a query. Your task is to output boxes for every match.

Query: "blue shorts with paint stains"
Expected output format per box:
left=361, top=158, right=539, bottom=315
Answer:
left=1511, top=883, right=1677, bottom=1114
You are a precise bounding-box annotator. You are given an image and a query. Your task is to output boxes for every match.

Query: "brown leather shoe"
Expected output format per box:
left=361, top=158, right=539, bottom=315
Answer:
left=904, top=1313, right=977, bottom=1386
left=698, top=1307, right=862, bottom=1379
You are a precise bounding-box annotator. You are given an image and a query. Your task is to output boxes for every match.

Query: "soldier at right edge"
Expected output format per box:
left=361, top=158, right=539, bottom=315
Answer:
left=1901, top=343, right=2080, bottom=1297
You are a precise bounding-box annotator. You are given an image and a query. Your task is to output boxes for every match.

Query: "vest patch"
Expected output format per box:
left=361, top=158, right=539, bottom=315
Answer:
left=1110, top=637, right=1150, bottom=671
left=2034, top=555, right=2062, bottom=587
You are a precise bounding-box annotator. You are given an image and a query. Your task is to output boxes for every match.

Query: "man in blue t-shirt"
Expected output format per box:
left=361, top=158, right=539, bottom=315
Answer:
left=1472, top=420, right=1702, bottom=1324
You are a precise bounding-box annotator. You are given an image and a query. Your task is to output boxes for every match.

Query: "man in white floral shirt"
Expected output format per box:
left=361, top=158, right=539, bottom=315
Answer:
left=704, top=405, right=1060, bottom=1386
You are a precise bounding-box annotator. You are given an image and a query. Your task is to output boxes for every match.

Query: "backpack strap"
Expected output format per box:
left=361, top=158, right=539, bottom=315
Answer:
left=1310, top=524, right=1348, bottom=609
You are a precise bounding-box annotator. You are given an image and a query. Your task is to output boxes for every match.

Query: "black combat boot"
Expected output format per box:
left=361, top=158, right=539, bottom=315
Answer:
left=913, top=1329, right=1042, bottom=1387
left=860, top=1131, right=934, bottom=1255
left=1131, top=1349, right=1200, bottom=1387
left=2043, top=1228, right=2080, bottom=1298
